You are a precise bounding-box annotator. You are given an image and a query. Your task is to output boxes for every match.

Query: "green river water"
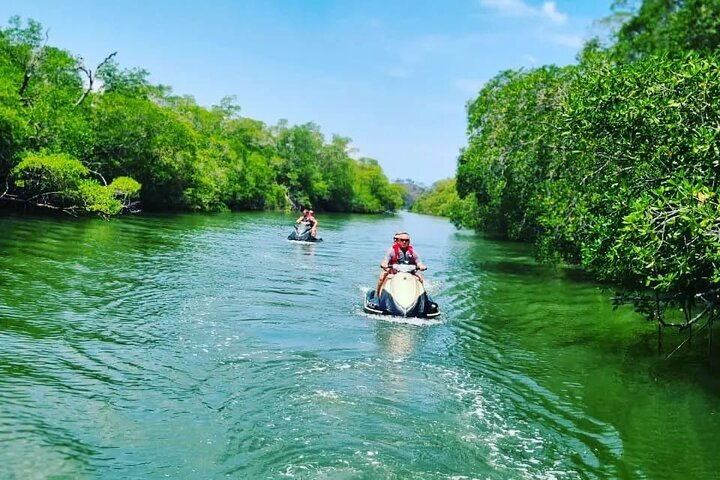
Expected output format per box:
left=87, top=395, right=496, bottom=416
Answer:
left=1, top=211, right=718, bottom=479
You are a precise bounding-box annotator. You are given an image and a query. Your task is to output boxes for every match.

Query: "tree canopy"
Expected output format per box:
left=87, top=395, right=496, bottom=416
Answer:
left=0, top=16, right=402, bottom=216
left=444, top=0, right=720, bottom=332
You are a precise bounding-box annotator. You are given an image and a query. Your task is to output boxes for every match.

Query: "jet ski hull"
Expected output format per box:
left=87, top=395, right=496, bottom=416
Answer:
left=364, top=271, right=440, bottom=318
left=288, top=222, right=321, bottom=242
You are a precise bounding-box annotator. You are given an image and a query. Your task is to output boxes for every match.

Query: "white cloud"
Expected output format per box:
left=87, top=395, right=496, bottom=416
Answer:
left=540, top=2, right=567, bottom=24
left=480, top=0, right=568, bottom=25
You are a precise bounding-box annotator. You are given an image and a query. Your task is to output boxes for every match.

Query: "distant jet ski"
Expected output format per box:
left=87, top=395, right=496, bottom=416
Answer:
left=364, top=264, right=440, bottom=318
left=288, top=221, right=321, bottom=242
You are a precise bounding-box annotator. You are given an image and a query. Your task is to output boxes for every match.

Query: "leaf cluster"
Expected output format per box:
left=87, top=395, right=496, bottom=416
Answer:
left=11, top=151, right=140, bottom=215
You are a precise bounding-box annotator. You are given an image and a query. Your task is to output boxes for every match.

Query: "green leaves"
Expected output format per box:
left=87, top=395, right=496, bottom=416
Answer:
left=108, top=176, right=141, bottom=197
left=617, top=180, right=720, bottom=292
left=0, top=16, right=404, bottom=216
left=457, top=65, right=573, bottom=240
left=11, top=151, right=141, bottom=215
left=12, top=151, right=88, bottom=192
left=351, top=158, right=403, bottom=213
left=456, top=1, right=720, bottom=323
left=611, top=0, right=720, bottom=62
left=409, top=178, right=480, bottom=229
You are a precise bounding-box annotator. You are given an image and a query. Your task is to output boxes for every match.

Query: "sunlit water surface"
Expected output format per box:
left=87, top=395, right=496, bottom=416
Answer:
left=1, top=211, right=718, bottom=479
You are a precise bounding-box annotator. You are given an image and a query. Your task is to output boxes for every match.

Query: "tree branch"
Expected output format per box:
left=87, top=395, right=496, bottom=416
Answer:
left=87, top=169, right=108, bottom=186
left=679, top=302, right=713, bottom=331
left=75, top=51, right=117, bottom=107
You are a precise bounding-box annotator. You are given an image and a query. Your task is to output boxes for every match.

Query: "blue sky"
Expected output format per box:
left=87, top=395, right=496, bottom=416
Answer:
left=2, top=0, right=615, bottom=185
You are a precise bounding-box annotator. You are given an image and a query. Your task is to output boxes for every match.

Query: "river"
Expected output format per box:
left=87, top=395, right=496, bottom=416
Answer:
left=1, top=211, right=718, bottom=479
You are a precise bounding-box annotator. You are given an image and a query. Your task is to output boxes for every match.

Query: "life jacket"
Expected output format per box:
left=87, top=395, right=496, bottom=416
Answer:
left=391, top=243, right=416, bottom=266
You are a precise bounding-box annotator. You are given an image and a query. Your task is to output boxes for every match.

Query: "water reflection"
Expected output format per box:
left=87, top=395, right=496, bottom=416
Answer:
left=288, top=239, right=318, bottom=259
left=373, top=322, right=420, bottom=360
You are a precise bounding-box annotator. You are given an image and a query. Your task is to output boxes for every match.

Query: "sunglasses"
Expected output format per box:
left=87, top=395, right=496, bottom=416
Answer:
left=397, top=238, right=410, bottom=242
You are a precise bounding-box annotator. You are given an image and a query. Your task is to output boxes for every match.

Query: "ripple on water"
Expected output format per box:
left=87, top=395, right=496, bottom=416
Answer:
left=3, top=212, right=713, bottom=479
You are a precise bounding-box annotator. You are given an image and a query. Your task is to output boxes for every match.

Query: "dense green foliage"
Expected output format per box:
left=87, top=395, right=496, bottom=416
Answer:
left=0, top=16, right=402, bottom=216
left=611, top=0, right=720, bottom=62
left=453, top=0, right=720, bottom=330
left=409, top=178, right=478, bottom=227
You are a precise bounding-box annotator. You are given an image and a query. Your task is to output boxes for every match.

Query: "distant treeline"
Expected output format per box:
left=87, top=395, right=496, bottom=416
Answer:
left=414, top=0, right=720, bottom=331
left=0, top=16, right=405, bottom=216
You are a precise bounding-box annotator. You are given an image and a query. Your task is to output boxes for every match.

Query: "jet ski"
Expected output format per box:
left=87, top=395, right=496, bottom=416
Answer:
left=288, top=220, right=321, bottom=242
left=364, top=264, right=440, bottom=318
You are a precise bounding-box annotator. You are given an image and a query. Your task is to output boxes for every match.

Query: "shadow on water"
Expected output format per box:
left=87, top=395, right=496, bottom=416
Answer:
left=477, top=258, right=555, bottom=278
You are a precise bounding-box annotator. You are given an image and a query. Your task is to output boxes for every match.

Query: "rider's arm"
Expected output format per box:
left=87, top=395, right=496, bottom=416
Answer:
left=415, top=252, right=427, bottom=271
left=380, top=248, right=392, bottom=270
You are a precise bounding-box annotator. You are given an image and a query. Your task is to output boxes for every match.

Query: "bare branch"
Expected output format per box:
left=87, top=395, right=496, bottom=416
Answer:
left=679, top=302, right=714, bottom=330
left=75, top=51, right=117, bottom=107
left=26, top=191, right=63, bottom=202
left=666, top=316, right=715, bottom=359
left=87, top=169, right=108, bottom=186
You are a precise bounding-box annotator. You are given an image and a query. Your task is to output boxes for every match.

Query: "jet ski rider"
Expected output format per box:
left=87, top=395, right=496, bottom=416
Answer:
left=295, top=208, right=318, bottom=239
left=376, top=231, right=427, bottom=297
left=307, top=210, right=318, bottom=238
left=295, top=208, right=310, bottom=224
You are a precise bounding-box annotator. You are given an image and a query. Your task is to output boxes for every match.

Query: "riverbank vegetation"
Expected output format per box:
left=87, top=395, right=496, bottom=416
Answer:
left=409, top=178, right=477, bottom=223
left=416, top=0, right=720, bottom=339
left=0, top=16, right=403, bottom=216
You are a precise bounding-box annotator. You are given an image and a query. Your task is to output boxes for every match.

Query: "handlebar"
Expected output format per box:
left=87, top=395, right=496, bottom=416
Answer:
left=380, top=264, right=428, bottom=272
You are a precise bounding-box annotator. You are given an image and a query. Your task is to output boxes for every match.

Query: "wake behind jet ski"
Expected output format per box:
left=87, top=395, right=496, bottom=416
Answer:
left=364, top=264, right=440, bottom=318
